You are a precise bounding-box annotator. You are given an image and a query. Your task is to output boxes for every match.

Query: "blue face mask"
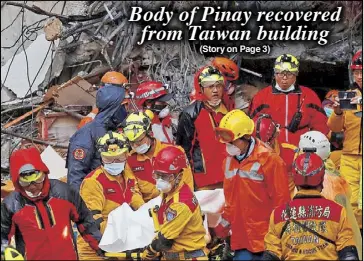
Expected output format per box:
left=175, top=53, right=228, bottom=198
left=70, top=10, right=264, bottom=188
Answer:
left=111, top=105, right=127, bottom=127
left=324, top=107, right=333, bottom=117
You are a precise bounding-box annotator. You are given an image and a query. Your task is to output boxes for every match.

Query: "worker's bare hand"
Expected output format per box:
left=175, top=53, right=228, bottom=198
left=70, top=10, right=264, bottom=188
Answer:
left=350, top=95, right=363, bottom=105
left=333, top=97, right=343, bottom=115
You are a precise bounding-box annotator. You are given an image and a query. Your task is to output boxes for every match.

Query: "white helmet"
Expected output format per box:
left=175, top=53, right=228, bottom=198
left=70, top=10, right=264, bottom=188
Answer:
left=299, top=131, right=331, bottom=161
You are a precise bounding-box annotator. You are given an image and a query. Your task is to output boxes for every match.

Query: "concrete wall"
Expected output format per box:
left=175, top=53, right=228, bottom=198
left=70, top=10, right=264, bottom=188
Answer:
left=1, top=1, right=88, bottom=66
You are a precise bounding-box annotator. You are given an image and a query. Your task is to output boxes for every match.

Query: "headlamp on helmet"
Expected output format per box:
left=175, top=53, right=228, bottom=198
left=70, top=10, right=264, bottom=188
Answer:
left=274, top=54, right=299, bottom=74
left=97, top=131, right=129, bottom=160
left=198, top=66, right=225, bottom=88
left=123, top=112, right=152, bottom=142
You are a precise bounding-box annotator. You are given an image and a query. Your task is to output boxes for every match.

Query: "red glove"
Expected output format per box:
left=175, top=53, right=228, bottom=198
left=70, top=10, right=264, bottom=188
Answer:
left=214, top=217, right=231, bottom=238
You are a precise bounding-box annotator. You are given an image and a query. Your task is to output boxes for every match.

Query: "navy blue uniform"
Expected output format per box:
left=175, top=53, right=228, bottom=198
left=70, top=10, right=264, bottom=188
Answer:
left=66, top=84, right=127, bottom=191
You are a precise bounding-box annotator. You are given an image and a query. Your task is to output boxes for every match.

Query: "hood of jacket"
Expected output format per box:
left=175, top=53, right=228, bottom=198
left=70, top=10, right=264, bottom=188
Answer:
left=10, top=147, right=51, bottom=200
left=95, top=84, right=127, bottom=128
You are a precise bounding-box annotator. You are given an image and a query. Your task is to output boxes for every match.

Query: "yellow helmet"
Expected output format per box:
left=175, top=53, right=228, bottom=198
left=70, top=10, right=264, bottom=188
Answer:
left=216, top=109, right=255, bottom=143
left=274, top=54, right=299, bottom=73
left=97, top=131, right=129, bottom=157
left=198, top=66, right=224, bottom=88
left=123, top=111, right=152, bottom=142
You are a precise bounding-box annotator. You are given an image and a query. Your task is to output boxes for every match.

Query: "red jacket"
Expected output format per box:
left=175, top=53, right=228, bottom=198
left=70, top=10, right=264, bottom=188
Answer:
left=1, top=148, right=101, bottom=260
left=176, top=101, right=228, bottom=189
left=249, top=84, right=329, bottom=146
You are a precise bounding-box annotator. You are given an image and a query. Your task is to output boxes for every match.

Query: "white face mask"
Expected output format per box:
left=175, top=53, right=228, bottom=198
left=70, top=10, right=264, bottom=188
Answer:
left=104, top=162, right=126, bottom=176
left=25, top=190, right=42, bottom=198
left=156, top=178, right=172, bottom=193
left=226, top=143, right=241, bottom=156
left=158, top=106, right=170, bottom=119
left=207, top=99, right=222, bottom=107
left=134, top=143, right=151, bottom=154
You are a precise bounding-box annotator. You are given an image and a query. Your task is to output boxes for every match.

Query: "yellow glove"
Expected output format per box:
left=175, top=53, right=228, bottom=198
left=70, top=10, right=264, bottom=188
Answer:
left=142, top=245, right=159, bottom=260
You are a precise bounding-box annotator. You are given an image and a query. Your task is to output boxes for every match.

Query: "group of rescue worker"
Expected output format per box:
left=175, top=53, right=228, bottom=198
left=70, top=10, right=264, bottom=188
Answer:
left=1, top=50, right=362, bottom=261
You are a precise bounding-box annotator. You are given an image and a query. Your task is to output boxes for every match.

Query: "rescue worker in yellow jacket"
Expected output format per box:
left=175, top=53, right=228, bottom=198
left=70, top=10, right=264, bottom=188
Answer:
left=142, top=146, right=208, bottom=260
left=124, top=111, right=194, bottom=202
left=262, top=151, right=359, bottom=261
left=77, top=131, right=145, bottom=260
left=328, top=50, right=363, bottom=230
left=298, top=131, right=362, bottom=258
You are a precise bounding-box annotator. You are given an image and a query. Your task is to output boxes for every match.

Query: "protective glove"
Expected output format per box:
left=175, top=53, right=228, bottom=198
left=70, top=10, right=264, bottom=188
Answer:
left=96, top=248, right=105, bottom=257
left=142, top=245, right=159, bottom=260
left=214, top=216, right=231, bottom=239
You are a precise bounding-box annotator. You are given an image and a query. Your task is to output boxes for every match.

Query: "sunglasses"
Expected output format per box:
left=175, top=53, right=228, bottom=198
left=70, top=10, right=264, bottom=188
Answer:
left=18, top=171, right=45, bottom=187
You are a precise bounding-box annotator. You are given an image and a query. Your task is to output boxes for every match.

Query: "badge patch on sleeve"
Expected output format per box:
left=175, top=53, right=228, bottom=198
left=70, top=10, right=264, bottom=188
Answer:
left=165, top=207, right=177, bottom=222
left=73, top=148, right=86, bottom=160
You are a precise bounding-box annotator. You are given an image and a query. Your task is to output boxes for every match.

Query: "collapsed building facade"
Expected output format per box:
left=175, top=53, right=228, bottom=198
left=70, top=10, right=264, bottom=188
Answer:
left=1, top=1, right=363, bottom=189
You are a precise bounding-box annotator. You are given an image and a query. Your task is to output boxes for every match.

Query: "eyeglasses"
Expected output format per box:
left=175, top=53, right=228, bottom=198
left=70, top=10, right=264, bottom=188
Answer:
left=18, top=172, right=45, bottom=187
left=152, top=171, right=178, bottom=182
left=275, top=72, right=297, bottom=79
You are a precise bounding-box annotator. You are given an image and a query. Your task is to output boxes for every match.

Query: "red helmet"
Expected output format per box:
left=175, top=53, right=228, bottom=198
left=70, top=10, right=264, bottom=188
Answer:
left=212, top=57, right=239, bottom=81
left=350, top=50, right=362, bottom=70
left=135, top=81, right=172, bottom=107
left=292, top=152, right=325, bottom=187
left=254, top=114, right=278, bottom=144
left=152, top=146, right=188, bottom=175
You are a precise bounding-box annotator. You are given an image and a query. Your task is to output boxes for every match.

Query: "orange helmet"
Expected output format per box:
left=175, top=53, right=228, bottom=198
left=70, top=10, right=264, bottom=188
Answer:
left=350, top=50, right=362, bottom=70
left=212, top=57, right=239, bottom=81
left=101, top=71, right=128, bottom=85
left=324, top=89, right=339, bottom=103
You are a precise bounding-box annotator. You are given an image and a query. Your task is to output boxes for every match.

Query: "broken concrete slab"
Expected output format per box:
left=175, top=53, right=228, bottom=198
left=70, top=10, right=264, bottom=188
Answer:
left=1, top=34, right=59, bottom=98
left=40, top=145, right=67, bottom=180
left=52, top=76, right=96, bottom=106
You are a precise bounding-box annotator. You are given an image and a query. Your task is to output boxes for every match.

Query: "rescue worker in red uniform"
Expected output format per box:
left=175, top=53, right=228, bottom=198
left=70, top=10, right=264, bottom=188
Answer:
left=211, top=57, right=240, bottom=111
left=135, top=81, right=175, bottom=144
left=214, top=109, right=290, bottom=260
left=249, top=54, right=329, bottom=146
left=124, top=112, right=194, bottom=202
left=176, top=66, right=229, bottom=190
left=328, top=50, right=363, bottom=231
left=142, top=146, right=208, bottom=260
left=253, top=113, right=298, bottom=197
left=262, top=152, right=359, bottom=261
left=1, top=147, right=103, bottom=260
left=77, top=132, right=145, bottom=260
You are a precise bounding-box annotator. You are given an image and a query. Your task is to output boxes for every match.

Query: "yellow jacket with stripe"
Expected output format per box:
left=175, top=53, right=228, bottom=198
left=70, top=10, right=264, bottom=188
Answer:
left=148, top=182, right=207, bottom=255
left=263, top=190, right=357, bottom=260
left=127, top=139, right=194, bottom=202
left=328, top=88, right=362, bottom=156
left=79, top=165, right=145, bottom=233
